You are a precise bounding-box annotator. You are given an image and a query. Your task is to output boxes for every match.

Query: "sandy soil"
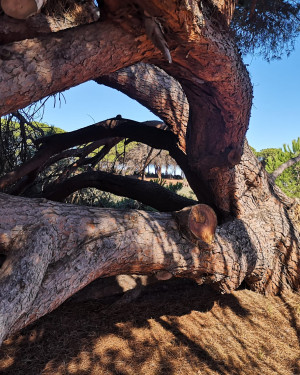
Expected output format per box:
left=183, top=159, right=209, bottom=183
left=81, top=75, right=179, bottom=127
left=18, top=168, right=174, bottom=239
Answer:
left=0, top=279, right=299, bottom=375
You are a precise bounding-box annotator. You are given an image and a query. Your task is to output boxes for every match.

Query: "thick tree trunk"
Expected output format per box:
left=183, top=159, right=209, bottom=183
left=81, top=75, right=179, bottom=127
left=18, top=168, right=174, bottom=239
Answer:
left=0, top=0, right=299, bottom=347
left=0, top=196, right=231, bottom=343
left=0, top=144, right=299, bottom=345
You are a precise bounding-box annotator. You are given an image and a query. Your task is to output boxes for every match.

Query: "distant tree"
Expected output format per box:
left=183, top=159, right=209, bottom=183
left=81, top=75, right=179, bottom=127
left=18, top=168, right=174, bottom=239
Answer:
left=0, top=111, right=64, bottom=178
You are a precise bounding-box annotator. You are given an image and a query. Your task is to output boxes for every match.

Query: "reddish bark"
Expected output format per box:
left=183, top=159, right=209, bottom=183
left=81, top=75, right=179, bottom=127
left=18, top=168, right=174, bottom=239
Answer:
left=0, top=0, right=299, bottom=347
left=0, top=0, right=252, bottom=176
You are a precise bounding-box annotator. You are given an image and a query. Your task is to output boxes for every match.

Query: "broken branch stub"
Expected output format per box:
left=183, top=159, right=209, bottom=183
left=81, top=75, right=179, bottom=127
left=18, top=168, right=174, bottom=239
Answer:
left=1, top=0, right=46, bottom=19
left=173, top=204, right=217, bottom=245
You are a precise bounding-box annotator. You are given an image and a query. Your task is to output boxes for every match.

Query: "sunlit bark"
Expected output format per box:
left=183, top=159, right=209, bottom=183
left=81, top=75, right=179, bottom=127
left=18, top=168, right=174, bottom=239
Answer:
left=0, top=0, right=299, bottom=347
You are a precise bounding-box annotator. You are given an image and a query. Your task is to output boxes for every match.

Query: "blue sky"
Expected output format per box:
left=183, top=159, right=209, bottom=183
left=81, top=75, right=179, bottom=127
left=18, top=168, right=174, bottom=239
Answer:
left=245, top=38, right=300, bottom=151
left=40, top=40, right=299, bottom=152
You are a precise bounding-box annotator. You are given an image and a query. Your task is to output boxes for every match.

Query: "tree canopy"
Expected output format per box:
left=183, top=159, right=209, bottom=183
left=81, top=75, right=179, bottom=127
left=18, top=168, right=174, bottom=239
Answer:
left=232, top=0, right=300, bottom=60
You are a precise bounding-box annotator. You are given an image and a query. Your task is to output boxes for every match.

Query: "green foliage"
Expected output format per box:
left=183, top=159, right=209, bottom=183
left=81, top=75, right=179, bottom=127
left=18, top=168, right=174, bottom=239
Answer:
left=232, top=0, right=300, bottom=60
left=150, top=178, right=167, bottom=187
left=283, top=137, right=300, bottom=154
left=66, top=188, right=156, bottom=211
left=150, top=178, right=183, bottom=194
left=0, top=116, right=65, bottom=177
left=257, top=137, right=300, bottom=198
left=256, top=148, right=288, bottom=173
left=166, top=182, right=183, bottom=194
left=97, top=140, right=137, bottom=163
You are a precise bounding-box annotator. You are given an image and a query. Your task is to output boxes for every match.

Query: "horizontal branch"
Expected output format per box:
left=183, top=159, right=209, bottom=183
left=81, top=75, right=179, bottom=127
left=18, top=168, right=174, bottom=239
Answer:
left=0, top=118, right=177, bottom=189
left=0, top=193, right=257, bottom=343
left=36, top=118, right=172, bottom=149
left=43, top=171, right=197, bottom=212
left=0, top=19, right=156, bottom=116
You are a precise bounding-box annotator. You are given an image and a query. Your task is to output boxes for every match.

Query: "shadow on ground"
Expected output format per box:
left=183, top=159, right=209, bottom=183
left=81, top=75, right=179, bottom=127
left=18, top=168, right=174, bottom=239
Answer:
left=0, top=279, right=299, bottom=375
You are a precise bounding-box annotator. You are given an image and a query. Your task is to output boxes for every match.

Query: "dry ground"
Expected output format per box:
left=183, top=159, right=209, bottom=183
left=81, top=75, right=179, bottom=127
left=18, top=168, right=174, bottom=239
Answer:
left=0, top=279, right=299, bottom=375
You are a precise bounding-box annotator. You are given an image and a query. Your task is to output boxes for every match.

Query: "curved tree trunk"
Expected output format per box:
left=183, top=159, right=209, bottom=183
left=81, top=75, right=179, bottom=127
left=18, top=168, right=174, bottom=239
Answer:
left=0, top=0, right=299, bottom=347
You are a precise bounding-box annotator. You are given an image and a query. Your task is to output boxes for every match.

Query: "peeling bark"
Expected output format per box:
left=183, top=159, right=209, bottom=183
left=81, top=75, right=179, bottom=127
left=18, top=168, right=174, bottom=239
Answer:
left=0, top=0, right=299, bottom=347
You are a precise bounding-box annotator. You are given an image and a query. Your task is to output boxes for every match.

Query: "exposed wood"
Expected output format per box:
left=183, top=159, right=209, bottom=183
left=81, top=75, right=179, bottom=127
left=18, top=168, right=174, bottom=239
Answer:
left=173, top=204, right=218, bottom=244
left=0, top=0, right=299, bottom=348
left=0, top=0, right=252, bottom=175
left=1, top=0, right=46, bottom=20
left=0, top=172, right=298, bottom=346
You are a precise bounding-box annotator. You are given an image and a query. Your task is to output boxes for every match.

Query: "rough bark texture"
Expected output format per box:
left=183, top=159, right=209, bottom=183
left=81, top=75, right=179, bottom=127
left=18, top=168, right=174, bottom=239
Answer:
left=0, top=190, right=297, bottom=346
left=0, top=0, right=252, bottom=167
left=96, top=64, right=189, bottom=151
left=232, top=142, right=300, bottom=294
left=0, top=21, right=156, bottom=116
left=0, top=0, right=299, bottom=347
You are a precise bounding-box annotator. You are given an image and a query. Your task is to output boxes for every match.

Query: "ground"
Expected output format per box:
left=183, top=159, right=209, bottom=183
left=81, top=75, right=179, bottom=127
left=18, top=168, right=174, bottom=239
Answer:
left=0, top=279, right=299, bottom=375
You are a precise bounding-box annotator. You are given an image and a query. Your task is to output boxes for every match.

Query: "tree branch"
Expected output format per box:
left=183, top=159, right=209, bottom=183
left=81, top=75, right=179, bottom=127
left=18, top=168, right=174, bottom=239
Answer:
left=0, top=19, right=156, bottom=116
left=43, top=170, right=197, bottom=212
left=0, top=118, right=177, bottom=190
left=271, top=154, right=300, bottom=180
left=0, top=192, right=273, bottom=344
left=96, top=63, right=189, bottom=151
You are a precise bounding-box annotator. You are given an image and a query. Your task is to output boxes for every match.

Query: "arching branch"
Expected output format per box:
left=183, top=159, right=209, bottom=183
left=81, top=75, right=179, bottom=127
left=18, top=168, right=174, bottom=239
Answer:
left=96, top=63, right=189, bottom=151
left=43, top=170, right=197, bottom=212
left=0, top=118, right=179, bottom=190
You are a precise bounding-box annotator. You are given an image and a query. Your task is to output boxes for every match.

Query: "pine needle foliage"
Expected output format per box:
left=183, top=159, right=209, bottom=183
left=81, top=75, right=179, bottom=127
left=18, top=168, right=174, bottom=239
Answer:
left=231, top=0, right=300, bottom=60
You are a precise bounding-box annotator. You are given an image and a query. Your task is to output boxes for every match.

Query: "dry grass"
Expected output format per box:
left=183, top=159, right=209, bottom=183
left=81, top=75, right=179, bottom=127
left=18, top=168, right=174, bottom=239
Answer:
left=0, top=280, right=299, bottom=375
